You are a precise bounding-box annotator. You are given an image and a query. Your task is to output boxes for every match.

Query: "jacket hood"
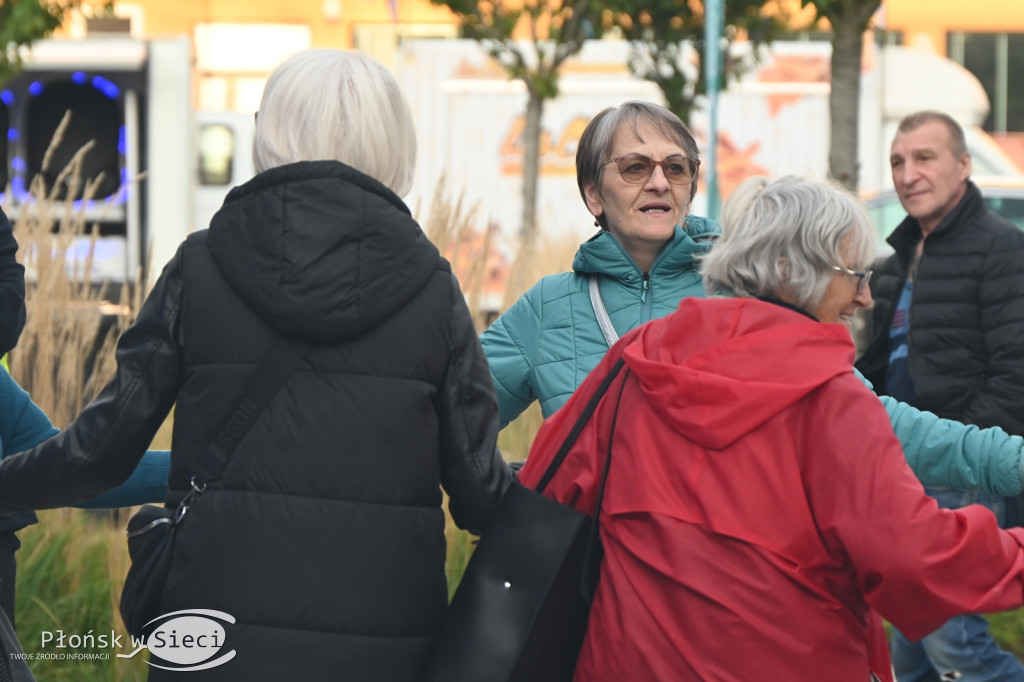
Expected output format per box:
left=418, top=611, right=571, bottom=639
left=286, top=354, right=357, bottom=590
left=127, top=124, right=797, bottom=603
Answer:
left=572, top=217, right=720, bottom=280
left=206, top=161, right=442, bottom=344
left=622, top=297, right=855, bottom=449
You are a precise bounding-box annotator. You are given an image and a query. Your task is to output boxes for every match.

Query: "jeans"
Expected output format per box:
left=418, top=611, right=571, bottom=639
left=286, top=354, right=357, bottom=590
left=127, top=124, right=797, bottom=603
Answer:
left=891, top=490, right=1024, bottom=682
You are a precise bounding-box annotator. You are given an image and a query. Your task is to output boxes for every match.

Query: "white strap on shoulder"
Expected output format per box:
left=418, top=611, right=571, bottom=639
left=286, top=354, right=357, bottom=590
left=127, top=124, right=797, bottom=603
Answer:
left=588, top=274, right=620, bottom=349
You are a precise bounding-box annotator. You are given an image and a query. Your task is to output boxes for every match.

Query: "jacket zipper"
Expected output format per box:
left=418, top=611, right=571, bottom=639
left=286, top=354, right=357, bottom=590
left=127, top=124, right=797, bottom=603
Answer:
left=641, top=272, right=653, bottom=322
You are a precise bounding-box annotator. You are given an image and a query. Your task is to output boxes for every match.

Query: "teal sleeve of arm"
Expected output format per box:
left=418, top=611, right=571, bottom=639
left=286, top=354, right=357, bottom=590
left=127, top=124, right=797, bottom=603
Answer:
left=4, top=379, right=59, bottom=456
left=856, top=369, right=1024, bottom=495
left=480, top=293, right=540, bottom=429
left=4, top=376, right=171, bottom=508
left=77, top=450, right=170, bottom=508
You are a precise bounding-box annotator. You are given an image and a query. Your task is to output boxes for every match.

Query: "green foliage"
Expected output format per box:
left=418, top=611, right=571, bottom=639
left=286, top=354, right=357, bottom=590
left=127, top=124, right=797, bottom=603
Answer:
left=799, top=0, right=881, bottom=32
left=1, top=0, right=77, bottom=84
left=989, top=610, right=1024, bottom=658
left=601, top=0, right=787, bottom=122
left=429, top=0, right=597, bottom=102
left=16, top=510, right=147, bottom=681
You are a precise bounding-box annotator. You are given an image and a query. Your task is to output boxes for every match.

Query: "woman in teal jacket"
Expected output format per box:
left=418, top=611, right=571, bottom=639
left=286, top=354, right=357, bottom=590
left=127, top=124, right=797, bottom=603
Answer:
left=0, top=368, right=169, bottom=624
left=481, top=100, right=1023, bottom=497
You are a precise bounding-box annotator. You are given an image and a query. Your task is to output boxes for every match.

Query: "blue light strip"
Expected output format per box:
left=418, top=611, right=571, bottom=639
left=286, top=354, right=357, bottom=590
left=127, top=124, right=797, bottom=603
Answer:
left=9, top=70, right=129, bottom=208
left=91, top=76, right=120, bottom=100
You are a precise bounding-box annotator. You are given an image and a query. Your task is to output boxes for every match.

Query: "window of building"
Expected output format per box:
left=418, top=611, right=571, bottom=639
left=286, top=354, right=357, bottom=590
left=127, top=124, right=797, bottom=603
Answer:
left=193, top=23, right=311, bottom=111
left=25, top=80, right=121, bottom=201
left=352, top=23, right=459, bottom=72
left=948, top=32, right=1024, bottom=133
left=774, top=29, right=902, bottom=46
left=198, top=124, right=235, bottom=187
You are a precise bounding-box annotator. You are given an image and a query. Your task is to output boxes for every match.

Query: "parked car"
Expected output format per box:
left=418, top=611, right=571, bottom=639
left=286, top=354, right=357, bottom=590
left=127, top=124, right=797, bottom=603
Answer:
left=862, top=176, right=1024, bottom=256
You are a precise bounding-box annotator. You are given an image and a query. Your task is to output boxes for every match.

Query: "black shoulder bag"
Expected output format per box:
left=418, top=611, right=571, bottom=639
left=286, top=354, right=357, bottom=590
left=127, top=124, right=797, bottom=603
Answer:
left=420, top=357, right=630, bottom=682
left=120, top=337, right=308, bottom=638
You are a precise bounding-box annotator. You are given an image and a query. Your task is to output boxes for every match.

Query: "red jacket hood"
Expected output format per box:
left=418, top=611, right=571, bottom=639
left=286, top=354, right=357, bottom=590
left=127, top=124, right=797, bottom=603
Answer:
left=622, top=297, right=856, bottom=449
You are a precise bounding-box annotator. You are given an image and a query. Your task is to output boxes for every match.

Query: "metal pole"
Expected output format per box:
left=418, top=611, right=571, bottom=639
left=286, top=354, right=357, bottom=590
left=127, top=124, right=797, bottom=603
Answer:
left=704, top=0, right=724, bottom=219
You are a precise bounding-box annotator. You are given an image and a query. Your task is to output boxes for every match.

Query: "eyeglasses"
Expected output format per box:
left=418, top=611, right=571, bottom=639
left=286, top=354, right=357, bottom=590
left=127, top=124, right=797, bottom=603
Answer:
left=603, top=154, right=699, bottom=186
left=831, top=265, right=873, bottom=293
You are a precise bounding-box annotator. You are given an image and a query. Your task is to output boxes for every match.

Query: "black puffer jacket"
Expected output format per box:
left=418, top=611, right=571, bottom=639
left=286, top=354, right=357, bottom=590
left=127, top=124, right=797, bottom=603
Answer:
left=0, top=161, right=512, bottom=680
left=856, top=182, right=1024, bottom=435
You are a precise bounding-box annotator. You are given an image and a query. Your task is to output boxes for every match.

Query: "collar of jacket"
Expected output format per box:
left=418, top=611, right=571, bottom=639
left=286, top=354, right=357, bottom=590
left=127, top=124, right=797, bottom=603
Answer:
left=715, top=289, right=819, bottom=322
left=886, top=181, right=985, bottom=260
left=223, top=159, right=411, bottom=215
left=571, top=216, right=721, bottom=282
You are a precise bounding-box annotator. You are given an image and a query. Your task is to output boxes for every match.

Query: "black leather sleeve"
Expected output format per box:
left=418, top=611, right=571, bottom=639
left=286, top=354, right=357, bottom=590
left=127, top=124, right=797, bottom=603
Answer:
left=0, top=248, right=186, bottom=512
left=436, top=274, right=512, bottom=533
left=0, top=209, right=25, bottom=356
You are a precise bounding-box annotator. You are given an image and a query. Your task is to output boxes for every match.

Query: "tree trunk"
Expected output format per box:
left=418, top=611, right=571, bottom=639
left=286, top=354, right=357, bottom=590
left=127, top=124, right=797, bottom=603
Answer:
left=504, top=90, right=545, bottom=304
left=829, top=18, right=862, bottom=191
left=520, top=91, right=544, bottom=248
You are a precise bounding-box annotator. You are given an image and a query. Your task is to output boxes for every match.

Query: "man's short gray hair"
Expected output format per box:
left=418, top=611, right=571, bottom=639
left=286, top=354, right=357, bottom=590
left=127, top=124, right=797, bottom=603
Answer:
left=897, top=110, right=967, bottom=158
left=702, top=175, right=875, bottom=313
left=253, top=49, right=416, bottom=196
left=576, top=101, right=700, bottom=230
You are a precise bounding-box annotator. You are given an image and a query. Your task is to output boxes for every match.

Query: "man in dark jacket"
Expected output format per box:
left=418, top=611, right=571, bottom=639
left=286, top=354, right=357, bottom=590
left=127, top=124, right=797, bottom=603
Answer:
left=856, top=110, right=1024, bottom=682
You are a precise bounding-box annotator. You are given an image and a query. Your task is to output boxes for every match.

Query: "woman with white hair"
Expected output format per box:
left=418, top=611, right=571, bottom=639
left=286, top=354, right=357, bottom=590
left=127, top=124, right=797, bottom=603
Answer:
left=0, top=49, right=511, bottom=681
left=519, top=175, right=1024, bottom=682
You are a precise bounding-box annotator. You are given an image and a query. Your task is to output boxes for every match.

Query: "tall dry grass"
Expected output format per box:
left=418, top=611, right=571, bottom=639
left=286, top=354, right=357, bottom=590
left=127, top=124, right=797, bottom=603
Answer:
left=419, top=174, right=580, bottom=593
left=3, top=116, right=151, bottom=679
left=8, top=111, right=141, bottom=427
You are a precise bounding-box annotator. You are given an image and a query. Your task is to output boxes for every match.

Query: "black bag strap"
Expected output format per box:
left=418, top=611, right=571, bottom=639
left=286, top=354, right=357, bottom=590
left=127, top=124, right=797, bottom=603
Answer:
left=581, top=369, right=630, bottom=599
left=532, top=355, right=631, bottom=601
left=535, top=357, right=626, bottom=493
left=193, top=336, right=310, bottom=484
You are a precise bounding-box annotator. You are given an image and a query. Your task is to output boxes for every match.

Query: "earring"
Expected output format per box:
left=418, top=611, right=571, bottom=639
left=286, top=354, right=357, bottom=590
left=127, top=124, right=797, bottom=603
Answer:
left=594, top=219, right=600, bottom=227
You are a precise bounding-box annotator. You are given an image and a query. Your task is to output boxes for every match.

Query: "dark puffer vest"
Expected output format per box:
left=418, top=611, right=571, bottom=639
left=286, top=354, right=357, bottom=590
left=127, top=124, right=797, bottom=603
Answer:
left=0, top=161, right=511, bottom=681
left=856, top=182, right=1024, bottom=435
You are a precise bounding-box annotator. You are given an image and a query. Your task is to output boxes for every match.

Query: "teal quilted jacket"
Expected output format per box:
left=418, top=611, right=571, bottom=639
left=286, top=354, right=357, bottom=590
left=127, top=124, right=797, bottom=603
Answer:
left=482, top=219, right=718, bottom=425
left=481, top=221, right=1024, bottom=496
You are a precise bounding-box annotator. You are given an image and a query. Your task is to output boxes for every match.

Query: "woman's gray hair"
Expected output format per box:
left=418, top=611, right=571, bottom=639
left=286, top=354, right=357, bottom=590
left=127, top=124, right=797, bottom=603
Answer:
left=576, top=100, right=700, bottom=230
left=253, top=49, right=417, bottom=196
left=701, top=175, right=875, bottom=312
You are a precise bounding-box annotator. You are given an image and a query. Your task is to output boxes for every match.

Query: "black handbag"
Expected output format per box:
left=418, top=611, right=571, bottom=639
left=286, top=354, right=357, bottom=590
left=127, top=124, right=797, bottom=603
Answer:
left=420, top=357, right=629, bottom=682
left=119, top=336, right=308, bottom=638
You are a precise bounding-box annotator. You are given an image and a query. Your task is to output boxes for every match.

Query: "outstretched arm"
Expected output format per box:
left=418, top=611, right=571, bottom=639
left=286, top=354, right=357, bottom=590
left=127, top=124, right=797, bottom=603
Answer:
left=0, top=346, right=171, bottom=508
left=856, top=369, right=1024, bottom=496
left=0, top=248, right=185, bottom=512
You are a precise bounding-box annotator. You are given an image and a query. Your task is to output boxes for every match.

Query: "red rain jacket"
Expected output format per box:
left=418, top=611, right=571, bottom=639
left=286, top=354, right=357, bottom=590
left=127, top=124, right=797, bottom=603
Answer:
left=519, top=297, right=1024, bottom=682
